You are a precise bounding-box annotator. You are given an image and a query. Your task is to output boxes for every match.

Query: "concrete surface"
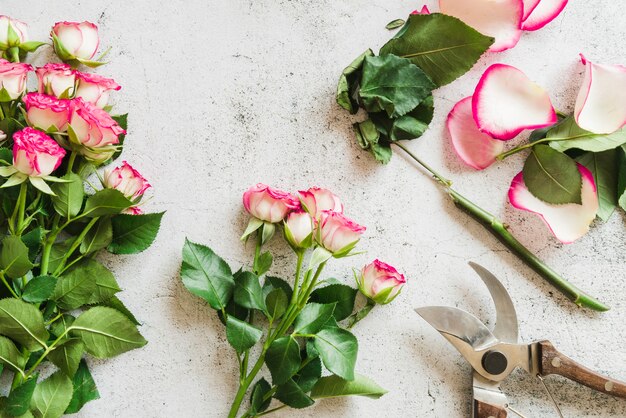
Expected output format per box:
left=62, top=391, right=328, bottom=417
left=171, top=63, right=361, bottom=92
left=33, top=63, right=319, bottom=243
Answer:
left=5, top=0, right=626, bottom=416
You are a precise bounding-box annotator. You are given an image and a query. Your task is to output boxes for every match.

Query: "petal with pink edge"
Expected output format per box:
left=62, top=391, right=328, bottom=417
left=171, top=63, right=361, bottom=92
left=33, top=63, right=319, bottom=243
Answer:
left=574, top=55, right=626, bottom=134
left=411, top=5, right=430, bottom=15
left=439, top=0, right=523, bottom=52
left=521, top=0, right=568, bottom=31
left=522, top=0, right=541, bottom=20
left=508, top=164, right=598, bottom=243
left=447, top=97, right=504, bottom=170
left=473, top=64, right=557, bottom=140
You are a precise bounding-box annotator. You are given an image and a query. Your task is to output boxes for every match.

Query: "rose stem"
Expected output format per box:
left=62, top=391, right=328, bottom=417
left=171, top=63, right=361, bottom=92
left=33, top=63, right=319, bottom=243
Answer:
left=393, top=142, right=608, bottom=312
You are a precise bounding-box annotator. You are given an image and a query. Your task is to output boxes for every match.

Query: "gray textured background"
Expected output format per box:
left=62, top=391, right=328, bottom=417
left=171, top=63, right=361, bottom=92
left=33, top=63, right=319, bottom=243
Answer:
left=5, top=0, right=626, bottom=416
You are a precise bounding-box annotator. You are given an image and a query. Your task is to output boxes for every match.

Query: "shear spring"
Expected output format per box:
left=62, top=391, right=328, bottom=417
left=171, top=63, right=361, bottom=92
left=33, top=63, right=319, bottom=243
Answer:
left=537, top=375, right=564, bottom=418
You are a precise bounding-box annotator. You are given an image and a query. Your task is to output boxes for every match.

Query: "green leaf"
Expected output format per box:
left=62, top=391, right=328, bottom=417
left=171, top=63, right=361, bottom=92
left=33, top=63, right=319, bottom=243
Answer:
left=47, top=240, right=72, bottom=277
left=98, top=296, right=140, bottom=325
left=293, top=303, right=336, bottom=334
left=5, top=375, right=37, bottom=416
left=225, top=316, right=262, bottom=353
left=49, top=315, right=74, bottom=339
left=0, top=236, right=34, bottom=278
left=19, top=41, right=46, bottom=53
left=47, top=339, right=83, bottom=378
left=21, top=228, right=43, bottom=261
left=274, top=379, right=314, bottom=409
left=262, top=277, right=293, bottom=300
left=30, top=372, right=73, bottom=418
left=64, top=359, right=100, bottom=414
left=359, top=54, right=435, bottom=118
left=336, top=49, right=374, bottom=114
left=380, top=13, right=494, bottom=86
left=265, top=288, right=288, bottom=320
left=311, top=373, right=388, bottom=399
left=70, top=307, right=146, bottom=358
left=80, top=218, right=112, bottom=255
left=52, top=263, right=98, bottom=310
left=617, top=146, right=626, bottom=211
left=548, top=117, right=626, bottom=153
left=353, top=119, right=392, bottom=164
left=253, top=251, right=272, bottom=276
left=50, top=173, right=83, bottom=219
left=314, top=327, right=358, bottom=381
left=107, top=212, right=164, bottom=254
left=265, top=336, right=300, bottom=385
left=249, top=378, right=271, bottom=415
left=0, top=335, right=24, bottom=373
left=294, top=355, right=322, bottom=392
left=82, top=189, right=132, bottom=217
left=22, top=276, right=57, bottom=303
left=81, top=260, right=121, bottom=304
left=576, top=150, right=618, bottom=221
left=310, top=284, right=358, bottom=321
left=0, top=299, right=49, bottom=351
left=110, top=114, right=127, bottom=161
left=181, top=239, right=234, bottom=310
left=523, top=145, right=582, bottom=205
left=219, top=298, right=249, bottom=324
left=386, top=18, right=405, bottom=30
left=234, top=272, right=266, bottom=312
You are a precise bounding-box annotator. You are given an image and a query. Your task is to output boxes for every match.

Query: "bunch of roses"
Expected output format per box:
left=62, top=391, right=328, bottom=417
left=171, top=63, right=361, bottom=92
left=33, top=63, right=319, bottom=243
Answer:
left=0, top=16, right=163, bottom=418
left=242, top=184, right=406, bottom=302
left=448, top=56, right=626, bottom=244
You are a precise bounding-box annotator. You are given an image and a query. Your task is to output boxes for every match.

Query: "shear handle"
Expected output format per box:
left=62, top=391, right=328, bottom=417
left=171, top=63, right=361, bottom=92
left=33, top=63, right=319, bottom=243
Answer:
left=539, top=340, right=626, bottom=399
left=473, top=399, right=507, bottom=418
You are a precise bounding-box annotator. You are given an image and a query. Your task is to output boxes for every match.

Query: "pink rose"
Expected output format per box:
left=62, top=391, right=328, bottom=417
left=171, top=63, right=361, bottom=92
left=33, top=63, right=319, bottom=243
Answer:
left=23, top=93, right=71, bottom=132
left=284, top=210, right=314, bottom=248
left=51, top=21, right=99, bottom=61
left=13, top=127, right=66, bottom=177
left=243, top=184, right=300, bottom=223
left=36, top=63, right=76, bottom=98
left=0, top=59, right=32, bottom=100
left=298, top=187, right=343, bottom=218
left=75, top=71, right=121, bottom=108
left=69, top=98, right=125, bottom=161
left=317, top=210, right=365, bottom=254
left=104, top=161, right=151, bottom=214
left=0, top=16, right=28, bottom=48
left=357, top=260, right=406, bottom=304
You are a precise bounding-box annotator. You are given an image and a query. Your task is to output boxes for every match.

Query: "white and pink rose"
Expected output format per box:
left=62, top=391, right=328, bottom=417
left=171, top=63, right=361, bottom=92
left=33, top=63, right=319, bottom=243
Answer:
left=298, top=187, right=343, bottom=218
left=23, top=93, right=71, bottom=132
left=284, top=210, right=314, bottom=249
left=0, top=16, right=28, bottom=49
left=317, top=210, right=365, bottom=254
left=243, top=184, right=300, bottom=223
left=0, top=59, right=32, bottom=100
left=75, top=71, right=121, bottom=108
left=12, top=127, right=66, bottom=177
left=51, top=21, right=99, bottom=61
left=357, top=259, right=406, bottom=304
left=104, top=161, right=151, bottom=214
left=36, top=63, right=76, bottom=98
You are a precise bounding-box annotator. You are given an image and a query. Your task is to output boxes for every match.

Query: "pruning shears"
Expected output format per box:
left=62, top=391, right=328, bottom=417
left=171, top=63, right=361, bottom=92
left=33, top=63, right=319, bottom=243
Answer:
left=416, top=262, right=626, bottom=418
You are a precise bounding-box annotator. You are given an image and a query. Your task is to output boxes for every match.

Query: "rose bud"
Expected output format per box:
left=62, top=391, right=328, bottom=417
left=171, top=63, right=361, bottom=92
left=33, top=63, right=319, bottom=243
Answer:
left=317, top=210, right=365, bottom=255
left=75, top=71, right=121, bottom=108
left=0, top=16, right=28, bottom=49
left=298, top=187, right=343, bottom=218
left=0, top=59, right=32, bottom=100
left=13, top=127, right=66, bottom=177
left=51, top=21, right=99, bottom=62
left=23, top=93, right=71, bottom=132
left=357, top=260, right=406, bottom=304
left=69, top=98, right=125, bottom=161
left=104, top=162, right=151, bottom=214
left=36, top=63, right=76, bottom=97
left=284, top=210, right=314, bottom=249
left=243, top=183, right=300, bottom=223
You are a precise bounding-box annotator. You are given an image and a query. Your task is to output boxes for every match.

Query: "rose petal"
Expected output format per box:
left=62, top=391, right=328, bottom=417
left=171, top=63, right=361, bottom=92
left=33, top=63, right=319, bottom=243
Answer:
left=472, top=64, right=557, bottom=140
left=411, top=5, right=430, bottom=14
left=508, top=164, right=598, bottom=243
left=574, top=55, right=626, bottom=135
left=439, top=0, right=523, bottom=52
left=447, top=97, right=504, bottom=170
left=521, top=0, right=568, bottom=31
left=522, top=0, right=541, bottom=20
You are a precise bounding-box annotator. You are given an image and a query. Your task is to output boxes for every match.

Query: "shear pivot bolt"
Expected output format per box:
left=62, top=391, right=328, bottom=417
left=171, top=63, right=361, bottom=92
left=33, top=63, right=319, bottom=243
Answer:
left=482, top=350, right=508, bottom=375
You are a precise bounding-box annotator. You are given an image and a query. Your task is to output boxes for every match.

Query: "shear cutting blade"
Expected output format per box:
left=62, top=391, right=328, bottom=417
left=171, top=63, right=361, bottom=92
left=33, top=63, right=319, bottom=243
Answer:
left=415, top=306, right=497, bottom=349
left=469, top=262, right=519, bottom=344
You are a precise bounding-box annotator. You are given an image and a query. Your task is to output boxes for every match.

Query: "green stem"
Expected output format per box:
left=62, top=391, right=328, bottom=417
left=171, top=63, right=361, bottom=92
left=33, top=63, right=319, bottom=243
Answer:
left=496, top=133, right=598, bottom=160
left=291, top=251, right=304, bottom=304
left=15, top=182, right=28, bottom=234
left=257, top=405, right=287, bottom=416
left=228, top=350, right=268, bottom=418
left=347, top=299, right=376, bottom=329
left=52, top=217, right=99, bottom=276
left=67, top=151, right=77, bottom=173
left=25, top=328, right=70, bottom=378
left=39, top=216, right=60, bottom=276
left=394, top=143, right=608, bottom=311
left=0, top=272, right=18, bottom=298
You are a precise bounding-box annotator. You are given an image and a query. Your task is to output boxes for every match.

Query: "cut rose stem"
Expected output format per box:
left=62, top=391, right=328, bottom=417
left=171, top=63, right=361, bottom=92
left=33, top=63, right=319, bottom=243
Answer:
left=393, top=142, right=608, bottom=311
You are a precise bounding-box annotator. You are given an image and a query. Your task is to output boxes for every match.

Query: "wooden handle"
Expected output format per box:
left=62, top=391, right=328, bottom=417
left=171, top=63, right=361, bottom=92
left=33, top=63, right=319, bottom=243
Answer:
left=473, top=398, right=507, bottom=418
left=539, top=340, right=626, bottom=398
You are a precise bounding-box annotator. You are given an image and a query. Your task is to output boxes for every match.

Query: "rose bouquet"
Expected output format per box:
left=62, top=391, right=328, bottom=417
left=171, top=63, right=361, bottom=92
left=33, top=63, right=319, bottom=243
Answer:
left=0, top=17, right=162, bottom=416
left=181, top=185, right=406, bottom=417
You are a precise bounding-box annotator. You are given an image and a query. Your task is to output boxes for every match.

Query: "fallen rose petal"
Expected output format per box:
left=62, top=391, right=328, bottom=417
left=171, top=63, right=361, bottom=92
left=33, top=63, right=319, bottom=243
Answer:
left=574, top=55, right=626, bottom=134
left=439, top=0, right=523, bottom=52
left=508, top=164, right=598, bottom=243
left=447, top=97, right=504, bottom=170
left=521, top=0, right=568, bottom=31
left=522, top=0, right=541, bottom=20
left=411, top=5, right=430, bottom=14
left=473, top=64, right=557, bottom=140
